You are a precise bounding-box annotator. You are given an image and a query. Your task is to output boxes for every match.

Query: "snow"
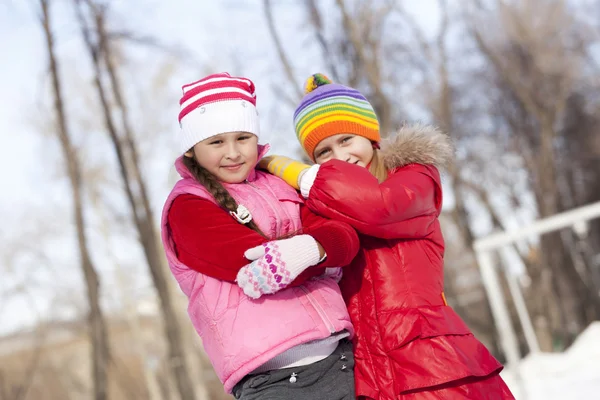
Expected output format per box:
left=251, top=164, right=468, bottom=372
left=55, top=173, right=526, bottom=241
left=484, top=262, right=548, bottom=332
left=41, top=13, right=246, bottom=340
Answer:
left=501, top=321, right=600, bottom=399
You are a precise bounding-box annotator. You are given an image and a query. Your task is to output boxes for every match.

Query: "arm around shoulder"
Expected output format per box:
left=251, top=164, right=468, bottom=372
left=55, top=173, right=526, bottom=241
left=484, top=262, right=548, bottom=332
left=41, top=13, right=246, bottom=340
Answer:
left=303, top=160, right=442, bottom=239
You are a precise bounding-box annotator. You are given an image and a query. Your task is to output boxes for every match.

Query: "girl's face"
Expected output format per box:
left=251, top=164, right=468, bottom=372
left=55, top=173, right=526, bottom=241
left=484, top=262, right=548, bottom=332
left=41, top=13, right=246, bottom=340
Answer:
left=185, top=131, right=258, bottom=183
left=313, top=134, right=374, bottom=167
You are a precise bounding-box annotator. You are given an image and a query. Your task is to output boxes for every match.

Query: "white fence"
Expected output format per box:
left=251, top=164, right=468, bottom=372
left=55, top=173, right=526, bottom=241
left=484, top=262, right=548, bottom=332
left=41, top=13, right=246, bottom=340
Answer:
left=473, top=201, right=600, bottom=397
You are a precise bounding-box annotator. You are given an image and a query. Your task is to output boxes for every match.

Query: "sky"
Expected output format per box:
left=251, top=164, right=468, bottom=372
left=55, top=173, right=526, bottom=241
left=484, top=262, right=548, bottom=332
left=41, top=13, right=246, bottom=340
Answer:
left=0, top=0, right=447, bottom=334
left=0, top=0, right=444, bottom=210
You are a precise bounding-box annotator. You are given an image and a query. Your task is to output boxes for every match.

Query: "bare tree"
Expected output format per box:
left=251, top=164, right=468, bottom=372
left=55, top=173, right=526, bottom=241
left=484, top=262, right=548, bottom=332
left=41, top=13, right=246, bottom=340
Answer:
left=304, top=0, right=342, bottom=83
left=396, top=0, right=510, bottom=355
left=38, top=1, right=110, bottom=399
left=0, top=306, right=50, bottom=400
left=465, top=0, right=600, bottom=346
left=266, top=0, right=397, bottom=134
left=72, top=1, right=202, bottom=398
left=333, top=0, right=394, bottom=133
left=263, top=0, right=304, bottom=102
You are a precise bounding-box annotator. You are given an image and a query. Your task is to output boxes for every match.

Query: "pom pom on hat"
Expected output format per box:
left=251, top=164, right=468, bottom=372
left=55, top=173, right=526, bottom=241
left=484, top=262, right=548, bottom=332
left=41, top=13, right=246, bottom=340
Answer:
left=304, top=73, right=332, bottom=94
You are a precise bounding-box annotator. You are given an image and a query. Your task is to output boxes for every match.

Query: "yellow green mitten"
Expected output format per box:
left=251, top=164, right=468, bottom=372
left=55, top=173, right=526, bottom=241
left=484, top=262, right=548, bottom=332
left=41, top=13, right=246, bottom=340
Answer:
left=259, top=155, right=311, bottom=190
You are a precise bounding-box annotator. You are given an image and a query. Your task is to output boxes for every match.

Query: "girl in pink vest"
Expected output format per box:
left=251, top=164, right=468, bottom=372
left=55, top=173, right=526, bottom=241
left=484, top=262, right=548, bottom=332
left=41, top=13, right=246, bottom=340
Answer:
left=161, top=73, right=360, bottom=399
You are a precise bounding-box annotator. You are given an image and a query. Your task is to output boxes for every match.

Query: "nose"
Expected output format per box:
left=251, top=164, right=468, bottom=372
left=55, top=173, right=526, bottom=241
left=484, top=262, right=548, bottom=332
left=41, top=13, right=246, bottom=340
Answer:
left=331, top=148, right=350, bottom=162
left=224, top=142, right=242, bottom=160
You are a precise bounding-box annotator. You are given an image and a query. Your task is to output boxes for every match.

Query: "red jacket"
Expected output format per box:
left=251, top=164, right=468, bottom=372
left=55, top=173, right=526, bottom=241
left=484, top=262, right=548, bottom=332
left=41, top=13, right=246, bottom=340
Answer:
left=304, top=125, right=514, bottom=399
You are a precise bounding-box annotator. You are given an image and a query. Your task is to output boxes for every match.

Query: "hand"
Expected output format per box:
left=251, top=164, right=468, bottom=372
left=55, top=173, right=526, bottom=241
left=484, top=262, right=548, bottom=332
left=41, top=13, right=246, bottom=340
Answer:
left=236, top=235, right=321, bottom=299
left=258, top=155, right=311, bottom=190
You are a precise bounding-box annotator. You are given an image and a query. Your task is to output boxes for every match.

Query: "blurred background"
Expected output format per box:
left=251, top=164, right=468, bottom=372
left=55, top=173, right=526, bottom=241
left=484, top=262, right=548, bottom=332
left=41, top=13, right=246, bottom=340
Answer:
left=1, top=0, right=599, bottom=399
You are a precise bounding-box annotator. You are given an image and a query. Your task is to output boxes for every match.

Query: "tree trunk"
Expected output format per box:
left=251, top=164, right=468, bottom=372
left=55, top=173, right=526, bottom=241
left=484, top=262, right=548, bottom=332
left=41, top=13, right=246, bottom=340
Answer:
left=40, top=1, right=110, bottom=399
left=433, top=42, right=503, bottom=356
left=468, top=19, right=592, bottom=349
left=534, top=122, right=590, bottom=345
left=74, top=1, right=199, bottom=398
left=334, top=0, right=393, bottom=134
left=263, top=0, right=303, bottom=101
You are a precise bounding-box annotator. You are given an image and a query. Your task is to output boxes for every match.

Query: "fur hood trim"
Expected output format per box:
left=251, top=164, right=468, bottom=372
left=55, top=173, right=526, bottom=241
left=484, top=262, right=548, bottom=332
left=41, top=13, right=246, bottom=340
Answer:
left=381, top=123, right=454, bottom=170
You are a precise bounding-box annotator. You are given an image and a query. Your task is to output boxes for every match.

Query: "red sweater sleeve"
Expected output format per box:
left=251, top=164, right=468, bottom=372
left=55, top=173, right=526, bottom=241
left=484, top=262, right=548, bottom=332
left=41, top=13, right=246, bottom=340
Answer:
left=167, top=194, right=328, bottom=284
left=306, top=160, right=442, bottom=239
left=299, top=205, right=359, bottom=268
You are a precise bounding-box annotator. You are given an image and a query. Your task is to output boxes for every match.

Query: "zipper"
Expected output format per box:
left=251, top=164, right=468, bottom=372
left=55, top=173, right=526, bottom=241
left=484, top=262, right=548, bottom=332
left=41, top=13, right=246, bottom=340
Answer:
left=245, top=180, right=282, bottom=236
left=300, top=286, right=336, bottom=333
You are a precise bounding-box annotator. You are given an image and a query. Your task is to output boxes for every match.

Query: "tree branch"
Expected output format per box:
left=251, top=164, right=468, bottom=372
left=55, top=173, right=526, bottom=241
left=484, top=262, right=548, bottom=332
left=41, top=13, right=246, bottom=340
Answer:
left=334, top=0, right=393, bottom=132
left=263, top=0, right=303, bottom=101
left=303, top=0, right=341, bottom=82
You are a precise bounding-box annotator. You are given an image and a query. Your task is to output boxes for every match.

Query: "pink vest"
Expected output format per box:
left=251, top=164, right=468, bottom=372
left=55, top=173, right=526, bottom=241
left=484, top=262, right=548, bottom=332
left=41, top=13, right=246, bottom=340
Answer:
left=160, top=151, right=353, bottom=394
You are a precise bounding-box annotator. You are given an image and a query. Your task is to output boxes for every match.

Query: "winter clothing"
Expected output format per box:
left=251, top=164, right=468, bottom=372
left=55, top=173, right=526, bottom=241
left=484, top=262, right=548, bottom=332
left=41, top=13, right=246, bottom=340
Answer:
left=298, top=124, right=514, bottom=399
left=253, top=331, right=350, bottom=374
left=398, top=373, right=514, bottom=400
left=168, top=194, right=345, bottom=284
left=237, top=234, right=322, bottom=299
left=161, top=145, right=359, bottom=394
left=294, top=73, right=380, bottom=160
left=260, top=155, right=311, bottom=189
left=178, top=72, right=259, bottom=153
left=233, top=339, right=356, bottom=400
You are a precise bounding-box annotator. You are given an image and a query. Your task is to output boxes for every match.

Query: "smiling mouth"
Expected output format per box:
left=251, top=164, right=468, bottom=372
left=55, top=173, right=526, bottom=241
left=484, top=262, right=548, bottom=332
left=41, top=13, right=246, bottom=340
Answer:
left=222, top=163, right=244, bottom=170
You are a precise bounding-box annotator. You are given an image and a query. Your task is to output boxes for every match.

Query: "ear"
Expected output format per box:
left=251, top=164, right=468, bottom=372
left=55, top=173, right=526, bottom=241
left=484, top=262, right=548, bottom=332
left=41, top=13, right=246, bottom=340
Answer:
left=184, top=150, right=194, bottom=158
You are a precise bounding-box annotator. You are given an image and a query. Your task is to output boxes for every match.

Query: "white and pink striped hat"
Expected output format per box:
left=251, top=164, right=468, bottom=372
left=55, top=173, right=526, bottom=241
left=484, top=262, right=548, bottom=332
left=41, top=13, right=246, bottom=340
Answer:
left=177, top=72, right=260, bottom=153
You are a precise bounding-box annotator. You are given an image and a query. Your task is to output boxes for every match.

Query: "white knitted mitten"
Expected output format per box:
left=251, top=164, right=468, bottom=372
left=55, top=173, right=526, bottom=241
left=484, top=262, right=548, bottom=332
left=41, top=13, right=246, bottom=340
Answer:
left=299, top=164, right=321, bottom=199
left=236, top=235, right=321, bottom=299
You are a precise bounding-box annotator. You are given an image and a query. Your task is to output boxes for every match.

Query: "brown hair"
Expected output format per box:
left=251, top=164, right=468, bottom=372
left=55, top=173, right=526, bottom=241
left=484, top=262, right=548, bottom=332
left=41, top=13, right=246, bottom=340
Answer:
left=182, top=155, right=267, bottom=238
left=368, top=149, right=388, bottom=183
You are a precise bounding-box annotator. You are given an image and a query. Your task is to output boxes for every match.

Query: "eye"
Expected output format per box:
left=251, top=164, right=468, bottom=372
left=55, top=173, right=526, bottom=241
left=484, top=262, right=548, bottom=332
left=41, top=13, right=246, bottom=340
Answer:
left=209, top=139, right=223, bottom=145
left=238, top=135, right=251, bottom=141
left=317, top=148, right=331, bottom=158
left=341, top=136, right=353, bottom=144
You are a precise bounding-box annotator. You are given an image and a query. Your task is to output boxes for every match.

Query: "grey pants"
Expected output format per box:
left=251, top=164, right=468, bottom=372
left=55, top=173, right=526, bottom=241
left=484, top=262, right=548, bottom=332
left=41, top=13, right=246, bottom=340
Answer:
left=233, top=339, right=355, bottom=400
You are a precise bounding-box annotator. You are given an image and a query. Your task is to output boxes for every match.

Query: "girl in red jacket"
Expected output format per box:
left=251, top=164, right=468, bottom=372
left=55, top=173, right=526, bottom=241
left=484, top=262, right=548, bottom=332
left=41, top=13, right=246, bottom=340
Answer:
left=260, top=73, right=515, bottom=400
left=162, top=72, right=361, bottom=399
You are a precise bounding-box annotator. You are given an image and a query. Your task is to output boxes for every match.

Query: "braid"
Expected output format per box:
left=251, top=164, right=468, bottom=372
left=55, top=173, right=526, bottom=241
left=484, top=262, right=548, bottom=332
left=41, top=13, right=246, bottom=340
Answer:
left=182, top=156, right=267, bottom=238
left=182, top=156, right=236, bottom=211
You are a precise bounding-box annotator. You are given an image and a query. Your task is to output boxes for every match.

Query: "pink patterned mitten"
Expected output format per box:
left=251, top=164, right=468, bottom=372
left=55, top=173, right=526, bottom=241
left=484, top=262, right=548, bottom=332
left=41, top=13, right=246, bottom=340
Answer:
left=236, top=235, right=321, bottom=299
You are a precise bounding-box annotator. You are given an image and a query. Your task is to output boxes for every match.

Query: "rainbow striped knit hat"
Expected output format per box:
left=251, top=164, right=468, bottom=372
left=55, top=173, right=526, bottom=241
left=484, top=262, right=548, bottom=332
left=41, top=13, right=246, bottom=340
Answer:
left=294, top=73, right=380, bottom=160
